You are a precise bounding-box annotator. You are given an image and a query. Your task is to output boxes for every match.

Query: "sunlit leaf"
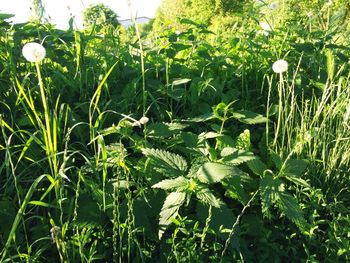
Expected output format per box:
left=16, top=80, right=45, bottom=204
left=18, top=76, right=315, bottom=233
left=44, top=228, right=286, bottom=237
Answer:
left=197, top=162, right=244, bottom=184
left=142, top=148, right=188, bottom=177
left=221, top=147, right=256, bottom=165
left=196, top=187, right=223, bottom=208
left=152, top=177, right=189, bottom=191
left=231, top=110, right=268, bottom=124
left=158, top=192, right=187, bottom=239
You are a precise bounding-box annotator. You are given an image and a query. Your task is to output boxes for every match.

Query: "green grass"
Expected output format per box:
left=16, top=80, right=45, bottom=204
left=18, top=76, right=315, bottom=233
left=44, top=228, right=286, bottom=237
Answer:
left=0, top=1, right=350, bottom=262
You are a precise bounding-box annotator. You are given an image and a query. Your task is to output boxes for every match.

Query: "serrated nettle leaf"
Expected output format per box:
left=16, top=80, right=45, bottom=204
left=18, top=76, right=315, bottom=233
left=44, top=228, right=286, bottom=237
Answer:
left=158, top=191, right=187, bottom=239
left=195, top=187, right=223, bottom=208
left=282, top=159, right=309, bottom=177
left=146, top=122, right=188, bottom=138
left=285, top=176, right=310, bottom=187
left=270, top=151, right=283, bottom=170
left=197, top=162, right=245, bottom=184
left=259, top=175, right=284, bottom=217
left=152, top=176, right=189, bottom=191
left=276, top=192, right=309, bottom=231
left=142, top=148, right=188, bottom=177
left=247, top=158, right=267, bottom=176
left=231, top=110, right=268, bottom=124
left=220, top=147, right=256, bottom=165
left=222, top=176, right=249, bottom=205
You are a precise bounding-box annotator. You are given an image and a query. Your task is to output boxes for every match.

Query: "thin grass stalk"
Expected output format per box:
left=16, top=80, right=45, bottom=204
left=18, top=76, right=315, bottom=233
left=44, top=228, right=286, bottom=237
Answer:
left=133, top=16, right=146, bottom=115
left=35, top=62, right=57, bottom=176
left=273, top=73, right=284, bottom=149
left=0, top=174, right=47, bottom=261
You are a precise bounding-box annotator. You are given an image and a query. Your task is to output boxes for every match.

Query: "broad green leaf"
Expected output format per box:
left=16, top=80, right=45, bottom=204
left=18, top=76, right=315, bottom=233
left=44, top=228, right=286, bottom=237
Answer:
left=152, top=177, right=189, bottom=191
left=285, top=176, right=310, bottom=187
left=282, top=159, right=309, bottom=187
left=277, top=192, right=309, bottom=231
left=231, top=110, right=268, bottom=124
left=182, top=112, right=215, bottom=122
left=259, top=175, right=284, bottom=218
left=197, top=162, right=244, bottom=184
left=195, top=187, right=223, bottom=208
left=221, top=147, right=256, bottom=165
left=270, top=151, right=283, bottom=170
left=158, top=192, right=186, bottom=239
left=142, top=148, right=188, bottom=177
left=146, top=122, right=188, bottom=138
left=222, top=176, right=249, bottom=204
left=283, top=159, right=308, bottom=177
left=247, top=158, right=267, bottom=177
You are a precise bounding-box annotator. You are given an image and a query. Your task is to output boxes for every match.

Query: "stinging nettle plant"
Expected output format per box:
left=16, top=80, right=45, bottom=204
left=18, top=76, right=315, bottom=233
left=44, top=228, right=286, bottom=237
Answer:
left=142, top=125, right=311, bottom=241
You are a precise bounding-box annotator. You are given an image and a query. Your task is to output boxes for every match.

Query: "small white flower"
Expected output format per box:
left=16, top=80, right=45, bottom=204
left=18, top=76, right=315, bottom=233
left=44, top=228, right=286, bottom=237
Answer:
left=139, top=116, right=149, bottom=125
left=259, top=22, right=272, bottom=32
left=175, top=30, right=181, bottom=35
left=22, top=42, right=46, bottom=63
left=272, top=59, right=288, bottom=73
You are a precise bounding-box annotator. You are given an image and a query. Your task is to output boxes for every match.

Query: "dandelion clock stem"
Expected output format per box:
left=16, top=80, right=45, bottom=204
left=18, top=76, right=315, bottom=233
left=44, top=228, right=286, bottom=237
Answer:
left=273, top=73, right=284, bottom=149
left=35, top=62, right=56, bottom=175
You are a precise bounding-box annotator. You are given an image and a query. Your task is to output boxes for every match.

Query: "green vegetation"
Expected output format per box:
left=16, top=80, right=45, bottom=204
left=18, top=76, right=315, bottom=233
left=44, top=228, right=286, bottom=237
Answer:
left=0, top=0, right=349, bottom=262
left=82, top=4, right=120, bottom=31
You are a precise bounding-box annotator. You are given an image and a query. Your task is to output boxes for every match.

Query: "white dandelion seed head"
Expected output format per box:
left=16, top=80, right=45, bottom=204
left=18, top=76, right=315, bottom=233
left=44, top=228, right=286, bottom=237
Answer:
left=139, top=116, right=149, bottom=125
left=272, top=59, right=288, bottom=73
left=259, top=22, right=272, bottom=32
left=22, top=42, right=46, bottom=63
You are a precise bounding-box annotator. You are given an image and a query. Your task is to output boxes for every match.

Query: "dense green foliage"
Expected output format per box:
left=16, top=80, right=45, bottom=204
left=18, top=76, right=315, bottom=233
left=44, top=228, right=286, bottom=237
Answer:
left=82, top=4, right=120, bottom=31
left=0, top=0, right=350, bottom=262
